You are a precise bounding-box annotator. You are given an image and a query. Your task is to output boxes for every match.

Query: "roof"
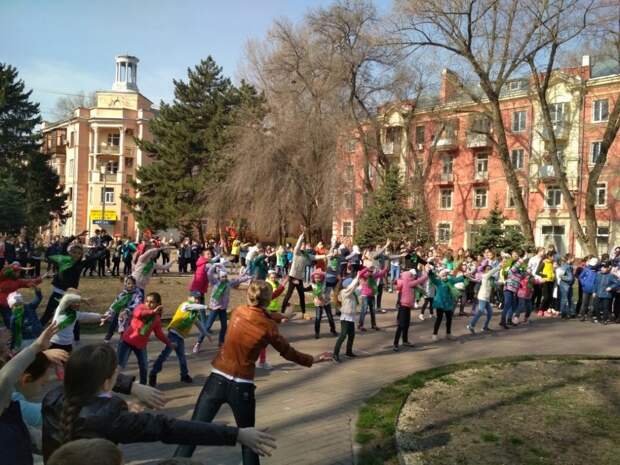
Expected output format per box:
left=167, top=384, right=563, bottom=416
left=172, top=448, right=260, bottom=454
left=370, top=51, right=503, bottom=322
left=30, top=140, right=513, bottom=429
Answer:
left=591, top=58, right=620, bottom=79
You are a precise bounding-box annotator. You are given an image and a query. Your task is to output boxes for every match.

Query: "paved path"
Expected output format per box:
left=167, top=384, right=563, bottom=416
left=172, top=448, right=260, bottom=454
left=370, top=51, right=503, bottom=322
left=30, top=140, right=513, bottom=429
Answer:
left=107, top=293, right=620, bottom=465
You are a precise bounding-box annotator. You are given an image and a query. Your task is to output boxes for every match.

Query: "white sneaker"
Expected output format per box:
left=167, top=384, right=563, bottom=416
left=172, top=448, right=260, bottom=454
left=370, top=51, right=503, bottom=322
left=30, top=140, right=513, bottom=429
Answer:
left=257, top=362, right=272, bottom=370
left=467, top=324, right=475, bottom=335
left=418, top=314, right=425, bottom=321
left=432, top=334, right=439, bottom=342
left=511, top=316, right=520, bottom=325
left=192, top=342, right=201, bottom=354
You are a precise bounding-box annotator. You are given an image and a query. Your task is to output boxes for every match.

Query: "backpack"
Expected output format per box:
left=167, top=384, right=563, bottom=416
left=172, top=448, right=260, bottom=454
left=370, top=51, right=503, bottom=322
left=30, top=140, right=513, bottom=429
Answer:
left=578, top=266, right=597, bottom=294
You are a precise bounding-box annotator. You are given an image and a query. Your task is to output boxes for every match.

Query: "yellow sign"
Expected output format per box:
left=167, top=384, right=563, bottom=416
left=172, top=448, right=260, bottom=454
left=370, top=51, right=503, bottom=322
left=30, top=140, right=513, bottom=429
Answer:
left=90, top=210, right=118, bottom=221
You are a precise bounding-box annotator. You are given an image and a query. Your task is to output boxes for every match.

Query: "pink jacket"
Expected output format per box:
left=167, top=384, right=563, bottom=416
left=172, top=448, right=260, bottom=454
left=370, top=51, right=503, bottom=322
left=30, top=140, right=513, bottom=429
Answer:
left=189, top=256, right=210, bottom=294
left=396, top=271, right=428, bottom=308
left=359, top=267, right=388, bottom=297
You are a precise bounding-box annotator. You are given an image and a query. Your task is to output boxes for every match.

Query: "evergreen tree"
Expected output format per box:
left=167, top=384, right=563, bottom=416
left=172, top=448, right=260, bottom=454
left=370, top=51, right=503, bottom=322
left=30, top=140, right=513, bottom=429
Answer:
left=0, top=63, right=66, bottom=234
left=125, top=57, right=261, bottom=239
left=473, top=201, right=527, bottom=253
left=354, top=167, right=416, bottom=247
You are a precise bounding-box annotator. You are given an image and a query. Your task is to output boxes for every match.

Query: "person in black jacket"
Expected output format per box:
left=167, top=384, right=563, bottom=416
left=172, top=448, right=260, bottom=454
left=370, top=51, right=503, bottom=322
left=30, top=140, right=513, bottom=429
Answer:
left=42, top=344, right=276, bottom=463
left=40, top=232, right=105, bottom=347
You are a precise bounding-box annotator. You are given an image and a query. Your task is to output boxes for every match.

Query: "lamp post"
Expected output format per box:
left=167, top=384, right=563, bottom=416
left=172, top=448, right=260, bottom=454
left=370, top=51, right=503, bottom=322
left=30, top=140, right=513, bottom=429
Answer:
left=100, top=162, right=110, bottom=228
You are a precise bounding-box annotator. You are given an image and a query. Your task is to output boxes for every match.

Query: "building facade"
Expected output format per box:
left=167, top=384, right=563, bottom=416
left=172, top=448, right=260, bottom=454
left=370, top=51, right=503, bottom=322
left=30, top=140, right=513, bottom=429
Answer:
left=334, top=56, right=620, bottom=256
left=42, top=55, right=154, bottom=240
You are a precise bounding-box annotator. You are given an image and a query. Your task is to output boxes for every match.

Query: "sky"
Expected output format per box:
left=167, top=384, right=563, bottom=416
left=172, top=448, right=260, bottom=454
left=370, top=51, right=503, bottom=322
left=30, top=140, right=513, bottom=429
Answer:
left=1, top=0, right=391, bottom=120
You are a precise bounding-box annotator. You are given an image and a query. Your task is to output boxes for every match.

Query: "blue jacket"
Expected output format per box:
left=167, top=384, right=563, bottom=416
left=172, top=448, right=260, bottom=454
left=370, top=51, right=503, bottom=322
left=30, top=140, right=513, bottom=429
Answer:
left=593, top=272, right=620, bottom=299
left=428, top=272, right=465, bottom=311
left=10, top=288, right=43, bottom=346
left=578, top=266, right=598, bottom=294
left=559, top=264, right=575, bottom=288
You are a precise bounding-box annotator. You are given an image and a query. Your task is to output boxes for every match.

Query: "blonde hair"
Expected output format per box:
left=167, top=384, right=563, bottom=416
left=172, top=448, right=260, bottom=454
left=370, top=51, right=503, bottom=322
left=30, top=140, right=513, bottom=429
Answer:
left=246, top=280, right=273, bottom=308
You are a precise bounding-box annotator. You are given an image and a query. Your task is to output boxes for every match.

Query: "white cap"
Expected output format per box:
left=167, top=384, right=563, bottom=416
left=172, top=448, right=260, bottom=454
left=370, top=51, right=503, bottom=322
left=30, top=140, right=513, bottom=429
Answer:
left=7, top=291, right=23, bottom=307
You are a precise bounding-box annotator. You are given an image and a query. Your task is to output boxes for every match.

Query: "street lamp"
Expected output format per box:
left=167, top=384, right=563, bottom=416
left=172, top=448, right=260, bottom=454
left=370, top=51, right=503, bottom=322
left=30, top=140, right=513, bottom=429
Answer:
left=100, top=162, right=111, bottom=228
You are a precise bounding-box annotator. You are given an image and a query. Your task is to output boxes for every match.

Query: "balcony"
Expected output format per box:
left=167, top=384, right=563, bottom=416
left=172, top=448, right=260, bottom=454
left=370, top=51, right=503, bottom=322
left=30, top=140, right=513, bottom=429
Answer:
left=538, top=165, right=557, bottom=182
left=541, top=120, right=570, bottom=141
left=93, top=145, right=136, bottom=157
left=435, top=134, right=458, bottom=151
left=382, top=141, right=402, bottom=155
left=439, top=173, right=454, bottom=184
left=90, top=171, right=123, bottom=184
left=466, top=132, right=492, bottom=148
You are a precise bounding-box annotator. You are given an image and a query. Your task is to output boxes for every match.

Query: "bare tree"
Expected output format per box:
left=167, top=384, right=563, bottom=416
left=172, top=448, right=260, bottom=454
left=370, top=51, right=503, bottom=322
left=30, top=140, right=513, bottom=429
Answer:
left=394, top=0, right=594, bottom=244
left=50, top=91, right=96, bottom=121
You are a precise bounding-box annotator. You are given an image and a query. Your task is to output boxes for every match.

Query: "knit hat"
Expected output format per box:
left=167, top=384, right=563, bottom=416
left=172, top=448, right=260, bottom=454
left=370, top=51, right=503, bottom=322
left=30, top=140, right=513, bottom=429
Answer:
left=7, top=291, right=23, bottom=307
left=588, top=257, right=599, bottom=267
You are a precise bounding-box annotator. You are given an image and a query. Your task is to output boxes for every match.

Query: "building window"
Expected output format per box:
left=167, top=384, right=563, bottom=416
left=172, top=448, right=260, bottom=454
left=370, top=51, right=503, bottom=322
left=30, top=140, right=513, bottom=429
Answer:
left=101, top=187, right=114, bottom=204
left=597, top=226, right=610, bottom=254
left=555, top=146, right=565, bottom=166
left=512, top=111, right=526, bottom=132
left=549, top=102, right=568, bottom=123
left=342, top=221, right=353, bottom=237
left=347, top=139, right=357, bottom=152
left=415, top=125, right=425, bottom=145
left=541, top=225, right=566, bottom=255
left=442, top=156, right=453, bottom=175
left=69, top=132, right=75, bottom=147
left=440, top=188, right=453, bottom=209
left=596, top=183, right=607, bottom=207
left=344, top=192, right=354, bottom=209
left=508, top=80, right=526, bottom=91
left=362, top=192, right=370, bottom=209
left=345, top=165, right=354, bottom=182
left=474, top=188, right=488, bottom=209
left=545, top=186, right=562, bottom=208
left=437, top=223, right=451, bottom=244
left=107, top=133, right=120, bottom=146
left=507, top=186, right=524, bottom=209
left=593, top=99, right=609, bottom=122
left=591, top=141, right=603, bottom=165
left=511, top=148, right=524, bottom=170
left=125, top=157, right=134, bottom=169
left=475, top=153, right=489, bottom=177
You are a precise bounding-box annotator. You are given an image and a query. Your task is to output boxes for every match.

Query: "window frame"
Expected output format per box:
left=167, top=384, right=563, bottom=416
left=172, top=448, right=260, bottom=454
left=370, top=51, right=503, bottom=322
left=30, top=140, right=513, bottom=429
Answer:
left=511, top=111, right=527, bottom=132
left=415, top=125, right=425, bottom=145
left=437, top=222, right=451, bottom=244
left=101, top=187, right=114, bottom=204
left=510, top=148, right=525, bottom=170
left=595, top=182, right=607, bottom=208
left=107, top=133, right=120, bottom=147
left=593, top=99, right=609, bottom=123
left=590, top=141, right=603, bottom=165
left=343, top=192, right=354, bottom=210
left=475, top=152, right=489, bottom=175
left=473, top=187, right=488, bottom=209
left=549, top=102, right=568, bottom=123
left=507, top=186, right=524, bottom=209
left=545, top=186, right=562, bottom=209
left=441, top=155, right=453, bottom=175
left=342, top=221, right=353, bottom=237
left=439, top=188, right=453, bottom=210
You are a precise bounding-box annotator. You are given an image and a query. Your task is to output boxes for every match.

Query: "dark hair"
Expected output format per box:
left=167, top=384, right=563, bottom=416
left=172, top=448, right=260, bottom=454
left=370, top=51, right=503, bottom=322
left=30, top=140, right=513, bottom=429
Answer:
left=24, top=352, right=51, bottom=381
left=60, top=344, right=117, bottom=444
left=48, top=438, right=122, bottom=465
left=145, top=292, right=162, bottom=305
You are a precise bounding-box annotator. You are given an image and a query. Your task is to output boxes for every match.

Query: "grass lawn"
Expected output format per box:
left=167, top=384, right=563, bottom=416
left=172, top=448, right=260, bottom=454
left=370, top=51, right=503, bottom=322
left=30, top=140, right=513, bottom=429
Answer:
left=355, top=355, right=620, bottom=465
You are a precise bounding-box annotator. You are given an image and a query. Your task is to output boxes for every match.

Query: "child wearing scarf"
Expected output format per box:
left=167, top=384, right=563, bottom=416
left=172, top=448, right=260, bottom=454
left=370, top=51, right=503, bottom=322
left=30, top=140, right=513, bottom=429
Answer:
left=118, top=292, right=174, bottom=385
left=258, top=270, right=289, bottom=370
left=131, top=245, right=176, bottom=300
left=50, top=291, right=101, bottom=352
left=195, top=264, right=252, bottom=352
left=101, top=276, right=143, bottom=342
left=0, top=262, right=42, bottom=329
left=307, top=270, right=337, bottom=339
left=149, top=295, right=209, bottom=387
left=8, top=288, right=43, bottom=351
left=357, top=265, right=388, bottom=331
left=333, top=274, right=361, bottom=362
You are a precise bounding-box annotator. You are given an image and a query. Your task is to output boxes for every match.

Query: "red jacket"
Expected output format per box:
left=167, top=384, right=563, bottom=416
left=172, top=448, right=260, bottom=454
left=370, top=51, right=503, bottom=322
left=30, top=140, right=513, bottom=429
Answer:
left=189, top=256, right=210, bottom=294
left=122, top=304, right=171, bottom=350
left=0, top=277, right=41, bottom=307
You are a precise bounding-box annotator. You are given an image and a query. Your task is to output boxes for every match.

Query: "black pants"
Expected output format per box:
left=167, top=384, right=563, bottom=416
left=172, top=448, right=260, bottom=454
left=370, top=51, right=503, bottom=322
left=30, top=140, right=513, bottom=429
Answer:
left=420, top=297, right=434, bottom=315
left=376, top=283, right=384, bottom=310
left=540, top=282, right=554, bottom=311
left=280, top=279, right=305, bottom=314
left=578, top=292, right=594, bottom=317
left=394, top=305, right=411, bottom=346
left=613, top=294, right=620, bottom=320
left=123, top=259, right=132, bottom=275
left=596, top=297, right=612, bottom=321
left=315, top=305, right=336, bottom=335
left=174, top=373, right=257, bottom=464
left=333, top=320, right=355, bottom=356
left=532, top=283, right=543, bottom=309
left=112, top=258, right=120, bottom=276
left=433, top=309, right=453, bottom=335
left=97, top=257, right=106, bottom=276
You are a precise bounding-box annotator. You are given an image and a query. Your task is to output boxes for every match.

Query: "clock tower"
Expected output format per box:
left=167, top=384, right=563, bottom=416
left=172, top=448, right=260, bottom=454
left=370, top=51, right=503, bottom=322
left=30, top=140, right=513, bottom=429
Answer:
left=112, top=55, right=139, bottom=92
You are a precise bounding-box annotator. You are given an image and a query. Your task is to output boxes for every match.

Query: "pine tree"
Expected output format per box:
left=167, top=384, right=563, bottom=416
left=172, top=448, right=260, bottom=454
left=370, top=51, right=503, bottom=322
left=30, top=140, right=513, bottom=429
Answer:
left=354, top=167, right=416, bottom=247
left=125, top=57, right=260, bottom=239
left=473, top=201, right=527, bottom=253
left=0, top=63, right=66, bottom=234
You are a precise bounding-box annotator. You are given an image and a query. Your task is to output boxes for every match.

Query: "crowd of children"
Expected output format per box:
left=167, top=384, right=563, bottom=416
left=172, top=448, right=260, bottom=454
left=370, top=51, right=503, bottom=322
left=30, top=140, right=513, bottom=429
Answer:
left=2, top=228, right=620, bottom=465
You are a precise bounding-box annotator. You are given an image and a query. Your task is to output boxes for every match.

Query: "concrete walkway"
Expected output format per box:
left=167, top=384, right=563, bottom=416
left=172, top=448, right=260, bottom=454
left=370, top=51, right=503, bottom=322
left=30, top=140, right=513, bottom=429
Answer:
left=113, top=293, right=620, bottom=465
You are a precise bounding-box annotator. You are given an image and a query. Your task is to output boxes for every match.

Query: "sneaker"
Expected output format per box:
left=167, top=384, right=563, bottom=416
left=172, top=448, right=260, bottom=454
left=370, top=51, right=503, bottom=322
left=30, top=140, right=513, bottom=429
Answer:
left=315, top=334, right=320, bottom=339
left=467, top=324, right=475, bottom=335
left=180, top=374, right=193, bottom=384
left=379, top=308, right=387, bottom=314
left=418, top=314, right=425, bottom=321
left=257, top=362, right=272, bottom=370
left=103, top=336, right=112, bottom=343
left=446, top=334, right=456, bottom=341
left=603, top=320, right=609, bottom=325
left=192, top=342, right=201, bottom=354
left=359, top=326, right=367, bottom=332
left=432, top=334, right=439, bottom=342
left=482, top=327, right=492, bottom=332
left=345, top=352, right=357, bottom=358
left=332, top=355, right=341, bottom=363
left=511, top=316, right=520, bottom=325
left=580, top=316, right=586, bottom=322
left=537, top=310, right=545, bottom=317
left=373, top=326, right=380, bottom=331
left=402, top=342, right=414, bottom=347
left=148, top=373, right=157, bottom=388
left=393, top=346, right=399, bottom=352
left=499, top=323, right=509, bottom=330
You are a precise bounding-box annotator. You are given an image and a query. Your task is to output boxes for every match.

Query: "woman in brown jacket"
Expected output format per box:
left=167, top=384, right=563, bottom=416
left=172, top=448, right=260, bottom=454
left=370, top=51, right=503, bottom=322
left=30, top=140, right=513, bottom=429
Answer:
left=175, top=280, right=331, bottom=464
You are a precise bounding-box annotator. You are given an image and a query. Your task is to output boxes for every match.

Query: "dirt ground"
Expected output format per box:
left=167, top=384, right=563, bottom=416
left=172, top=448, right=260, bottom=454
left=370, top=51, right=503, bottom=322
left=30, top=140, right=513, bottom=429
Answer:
left=397, top=359, right=620, bottom=465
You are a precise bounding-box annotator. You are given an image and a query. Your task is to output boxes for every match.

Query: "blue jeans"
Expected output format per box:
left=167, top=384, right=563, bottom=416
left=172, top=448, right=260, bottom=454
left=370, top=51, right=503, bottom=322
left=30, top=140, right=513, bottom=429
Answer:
left=359, top=296, right=376, bottom=328
left=389, top=265, right=400, bottom=288
left=470, top=299, right=492, bottom=329
left=151, top=331, right=188, bottom=377
left=501, top=290, right=516, bottom=325
left=174, top=373, right=257, bottom=464
left=516, top=298, right=533, bottom=318
left=117, top=340, right=148, bottom=385
left=204, top=309, right=228, bottom=345
left=559, top=284, right=573, bottom=316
